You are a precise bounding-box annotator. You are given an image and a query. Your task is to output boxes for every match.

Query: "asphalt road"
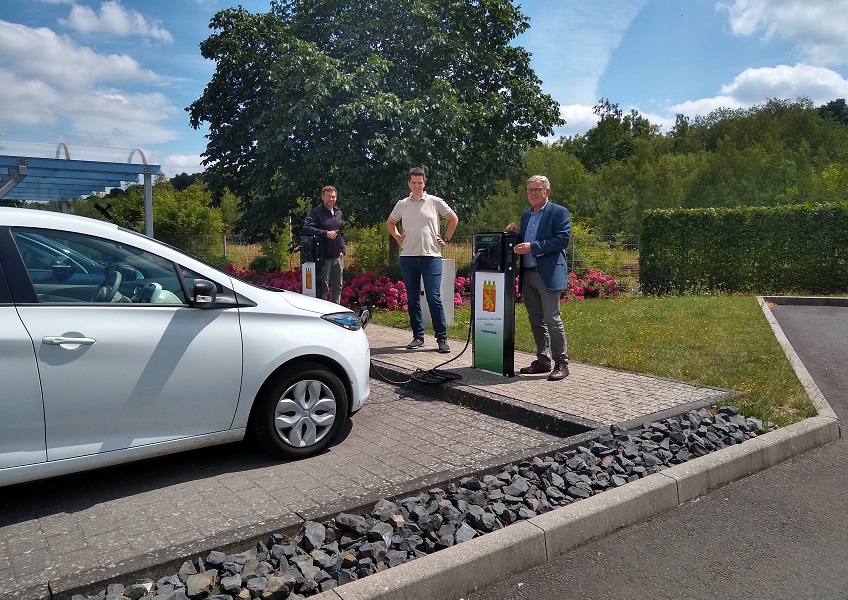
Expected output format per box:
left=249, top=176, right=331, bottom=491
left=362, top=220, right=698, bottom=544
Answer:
left=467, top=304, right=848, bottom=600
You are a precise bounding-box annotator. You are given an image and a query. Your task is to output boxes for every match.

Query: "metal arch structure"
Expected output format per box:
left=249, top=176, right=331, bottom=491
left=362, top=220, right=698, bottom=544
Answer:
left=0, top=141, right=162, bottom=237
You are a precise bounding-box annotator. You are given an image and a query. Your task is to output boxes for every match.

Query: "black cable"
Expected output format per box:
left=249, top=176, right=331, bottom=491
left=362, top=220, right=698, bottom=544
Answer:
left=371, top=248, right=488, bottom=386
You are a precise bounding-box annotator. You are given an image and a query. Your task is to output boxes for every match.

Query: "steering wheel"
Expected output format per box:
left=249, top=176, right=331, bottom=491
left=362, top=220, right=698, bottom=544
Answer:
left=91, top=270, right=123, bottom=302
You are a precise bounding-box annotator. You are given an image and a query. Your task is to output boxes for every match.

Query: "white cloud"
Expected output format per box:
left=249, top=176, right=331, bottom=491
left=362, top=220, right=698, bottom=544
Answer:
left=669, top=96, right=745, bottom=119
left=664, top=63, right=848, bottom=122
left=718, top=0, right=848, bottom=65
left=61, top=1, right=174, bottom=43
left=520, top=0, right=647, bottom=105
left=0, top=20, right=160, bottom=90
left=153, top=153, right=206, bottom=178
left=720, top=63, right=848, bottom=103
left=556, top=104, right=599, bottom=137
left=0, top=69, right=61, bottom=126
left=0, top=20, right=178, bottom=148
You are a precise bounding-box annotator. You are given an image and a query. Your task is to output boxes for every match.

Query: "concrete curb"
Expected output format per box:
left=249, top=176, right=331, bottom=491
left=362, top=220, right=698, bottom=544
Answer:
left=306, top=297, right=842, bottom=600
left=310, top=413, right=839, bottom=600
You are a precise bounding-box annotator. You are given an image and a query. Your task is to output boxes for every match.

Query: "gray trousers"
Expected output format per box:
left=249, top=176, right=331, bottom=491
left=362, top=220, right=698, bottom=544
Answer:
left=320, top=256, right=344, bottom=304
left=522, top=269, right=568, bottom=365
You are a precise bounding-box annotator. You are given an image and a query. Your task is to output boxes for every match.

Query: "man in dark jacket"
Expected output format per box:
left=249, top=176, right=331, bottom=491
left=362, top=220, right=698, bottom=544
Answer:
left=303, top=186, right=346, bottom=303
left=507, top=175, right=571, bottom=381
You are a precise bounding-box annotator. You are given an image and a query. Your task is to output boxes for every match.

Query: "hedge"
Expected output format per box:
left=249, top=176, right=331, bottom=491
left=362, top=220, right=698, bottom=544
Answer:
left=639, top=203, right=848, bottom=294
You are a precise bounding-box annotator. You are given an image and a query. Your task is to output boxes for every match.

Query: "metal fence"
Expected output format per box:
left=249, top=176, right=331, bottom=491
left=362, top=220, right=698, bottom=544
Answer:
left=172, top=233, right=639, bottom=287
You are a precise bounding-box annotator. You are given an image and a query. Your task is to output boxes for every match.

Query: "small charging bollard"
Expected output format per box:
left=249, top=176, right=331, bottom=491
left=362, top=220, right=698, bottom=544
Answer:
left=300, top=235, right=324, bottom=299
left=472, top=232, right=518, bottom=376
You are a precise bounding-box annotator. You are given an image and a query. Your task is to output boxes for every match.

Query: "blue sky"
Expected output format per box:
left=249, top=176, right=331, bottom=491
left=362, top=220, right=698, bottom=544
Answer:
left=2, top=0, right=847, bottom=178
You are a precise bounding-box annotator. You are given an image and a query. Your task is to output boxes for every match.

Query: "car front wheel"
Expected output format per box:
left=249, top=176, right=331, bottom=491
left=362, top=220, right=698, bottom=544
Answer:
left=251, top=363, right=349, bottom=459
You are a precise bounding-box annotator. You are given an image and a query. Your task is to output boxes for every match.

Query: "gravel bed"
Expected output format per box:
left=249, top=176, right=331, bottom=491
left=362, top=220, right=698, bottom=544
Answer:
left=70, top=406, right=772, bottom=600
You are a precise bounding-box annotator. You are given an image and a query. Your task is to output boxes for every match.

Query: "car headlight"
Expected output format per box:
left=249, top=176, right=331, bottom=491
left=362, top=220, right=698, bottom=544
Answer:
left=322, top=312, right=362, bottom=331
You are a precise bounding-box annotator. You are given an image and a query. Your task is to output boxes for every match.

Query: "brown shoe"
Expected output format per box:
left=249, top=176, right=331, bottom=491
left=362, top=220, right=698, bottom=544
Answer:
left=519, top=360, right=552, bottom=375
left=548, top=363, right=569, bottom=381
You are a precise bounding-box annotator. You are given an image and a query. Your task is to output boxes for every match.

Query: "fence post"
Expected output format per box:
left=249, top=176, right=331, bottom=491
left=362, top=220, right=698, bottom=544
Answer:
left=222, top=233, right=228, bottom=258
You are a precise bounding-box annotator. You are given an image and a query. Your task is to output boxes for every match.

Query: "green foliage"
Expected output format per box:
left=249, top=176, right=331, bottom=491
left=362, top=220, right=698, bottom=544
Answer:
left=347, top=225, right=387, bottom=272
left=571, top=223, right=626, bottom=274
left=205, top=255, right=234, bottom=269
left=189, top=0, right=562, bottom=237
left=259, top=223, right=294, bottom=271
left=640, top=203, right=848, bottom=295
left=72, top=179, right=225, bottom=259
left=248, top=255, right=282, bottom=273
left=564, top=99, right=660, bottom=173
left=381, top=262, right=403, bottom=283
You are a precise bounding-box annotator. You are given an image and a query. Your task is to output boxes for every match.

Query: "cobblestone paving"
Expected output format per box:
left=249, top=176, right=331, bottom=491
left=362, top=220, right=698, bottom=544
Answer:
left=0, top=381, right=562, bottom=598
left=367, top=324, right=731, bottom=425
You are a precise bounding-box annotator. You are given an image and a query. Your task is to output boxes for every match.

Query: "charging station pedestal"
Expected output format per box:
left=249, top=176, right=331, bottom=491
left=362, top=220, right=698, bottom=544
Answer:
left=300, top=236, right=324, bottom=299
left=472, top=232, right=518, bottom=376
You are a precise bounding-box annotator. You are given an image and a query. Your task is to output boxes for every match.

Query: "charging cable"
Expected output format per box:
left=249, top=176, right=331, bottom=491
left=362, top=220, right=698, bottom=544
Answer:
left=370, top=248, right=488, bottom=386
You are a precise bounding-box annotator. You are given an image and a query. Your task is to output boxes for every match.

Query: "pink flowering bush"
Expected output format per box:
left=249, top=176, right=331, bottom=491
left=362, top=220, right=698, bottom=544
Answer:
left=454, top=275, right=471, bottom=307
left=563, top=269, right=619, bottom=301
left=341, top=271, right=407, bottom=310
left=225, top=263, right=619, bottom=310
left=224, top=265, right=301, bottom=291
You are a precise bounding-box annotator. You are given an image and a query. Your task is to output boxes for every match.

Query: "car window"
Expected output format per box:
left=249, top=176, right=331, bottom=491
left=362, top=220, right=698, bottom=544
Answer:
left=12, top=228, right=186, bottom=305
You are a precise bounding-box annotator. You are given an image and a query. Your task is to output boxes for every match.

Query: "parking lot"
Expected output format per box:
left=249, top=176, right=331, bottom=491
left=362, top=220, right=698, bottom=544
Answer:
left=1, top=324, right=731, bottom=599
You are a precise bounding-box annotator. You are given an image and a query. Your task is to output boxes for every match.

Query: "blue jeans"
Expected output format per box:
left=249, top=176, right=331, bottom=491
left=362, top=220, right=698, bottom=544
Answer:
left=399, top=256, right=446, bottom=340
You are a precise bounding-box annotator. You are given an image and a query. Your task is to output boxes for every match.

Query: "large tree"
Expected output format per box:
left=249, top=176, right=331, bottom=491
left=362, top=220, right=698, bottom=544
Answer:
left=188, top=0, right=562, bottom=237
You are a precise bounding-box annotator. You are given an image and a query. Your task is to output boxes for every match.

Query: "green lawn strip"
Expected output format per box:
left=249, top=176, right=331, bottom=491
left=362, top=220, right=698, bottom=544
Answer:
left=372, top=295, right=813, bottom=427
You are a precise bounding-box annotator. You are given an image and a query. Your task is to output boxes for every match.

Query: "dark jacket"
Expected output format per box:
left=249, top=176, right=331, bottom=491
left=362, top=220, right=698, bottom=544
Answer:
left=303, top=205, right=346, bottom=258
left=518, top=201, right=571, bottom=291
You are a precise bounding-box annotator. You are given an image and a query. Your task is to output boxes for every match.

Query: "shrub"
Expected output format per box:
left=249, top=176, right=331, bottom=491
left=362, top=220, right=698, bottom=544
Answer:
left=564, top=269, right=619, bottom=301
left=341, top=271, right=407, bottom=310
left=347, top=226, right=387, bottom=273
left=249, top=255, right=282, bottom=273
left=205, top=255, right=234, bottom=269
left=381, top=263, right=403, bottom=283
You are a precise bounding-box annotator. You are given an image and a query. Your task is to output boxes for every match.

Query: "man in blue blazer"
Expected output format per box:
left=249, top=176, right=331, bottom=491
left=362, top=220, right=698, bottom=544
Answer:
left=507, top=175, right=571, bottom=380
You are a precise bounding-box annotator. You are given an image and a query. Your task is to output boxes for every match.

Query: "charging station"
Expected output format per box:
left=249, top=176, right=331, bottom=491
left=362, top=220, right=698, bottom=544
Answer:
left=472, top=232, right=518, bottom=376
left=300, top=235, right=324, bottom=299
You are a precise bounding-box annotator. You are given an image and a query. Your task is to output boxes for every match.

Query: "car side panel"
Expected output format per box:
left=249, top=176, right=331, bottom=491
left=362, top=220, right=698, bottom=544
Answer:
left=0, top=307, right=47, bottom=469
left=232, top=305, right=371, bottom=428
left=15, top=304, right=244, bottom=461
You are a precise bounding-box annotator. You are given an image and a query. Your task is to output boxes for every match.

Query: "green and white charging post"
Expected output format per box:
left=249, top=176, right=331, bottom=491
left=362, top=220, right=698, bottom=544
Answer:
left=472, top=232, right=518, bottom=376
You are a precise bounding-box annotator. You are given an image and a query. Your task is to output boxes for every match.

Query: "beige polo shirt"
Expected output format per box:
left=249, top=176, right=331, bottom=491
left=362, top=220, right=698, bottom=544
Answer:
left=389, top=193, right=454, bottom=257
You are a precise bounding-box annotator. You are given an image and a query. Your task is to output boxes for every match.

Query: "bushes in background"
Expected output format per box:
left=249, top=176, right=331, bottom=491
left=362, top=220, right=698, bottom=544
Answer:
left=640, top=203, right=848, bottom=294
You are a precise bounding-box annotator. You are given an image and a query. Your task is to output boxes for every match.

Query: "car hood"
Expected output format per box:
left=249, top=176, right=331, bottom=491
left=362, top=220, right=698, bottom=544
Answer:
left=276, top=290, right=349, bottom=315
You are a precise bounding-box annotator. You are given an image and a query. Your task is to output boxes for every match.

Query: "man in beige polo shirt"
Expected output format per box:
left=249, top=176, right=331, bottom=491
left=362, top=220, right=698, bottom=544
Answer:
left=386, top=167, right=459, bottom=353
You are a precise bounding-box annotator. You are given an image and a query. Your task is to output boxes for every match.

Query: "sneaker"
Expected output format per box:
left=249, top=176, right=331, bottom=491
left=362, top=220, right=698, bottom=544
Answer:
left=437, top=338, right=451, bottom=353
left=406, top=338, right=424, bottom=349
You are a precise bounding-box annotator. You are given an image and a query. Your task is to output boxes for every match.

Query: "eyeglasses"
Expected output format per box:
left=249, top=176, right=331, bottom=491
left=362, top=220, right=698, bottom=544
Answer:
left=527, top=187, right=546, bottom=194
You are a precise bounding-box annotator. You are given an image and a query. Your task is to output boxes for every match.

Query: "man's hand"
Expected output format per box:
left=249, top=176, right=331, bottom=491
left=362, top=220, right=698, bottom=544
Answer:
left=326, top=230, right=338, bottom=240
left=514, top=242, right=531, bottom=254
left=506, top=222, right=518, bottom=233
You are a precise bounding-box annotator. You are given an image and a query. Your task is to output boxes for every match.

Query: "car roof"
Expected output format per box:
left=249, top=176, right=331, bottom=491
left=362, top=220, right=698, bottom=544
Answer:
left=0, top=207, right=121, bottom=233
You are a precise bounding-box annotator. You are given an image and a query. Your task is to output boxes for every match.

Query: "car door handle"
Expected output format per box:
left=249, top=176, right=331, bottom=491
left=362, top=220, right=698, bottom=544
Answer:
left=42, top=336, right=97, bottom=346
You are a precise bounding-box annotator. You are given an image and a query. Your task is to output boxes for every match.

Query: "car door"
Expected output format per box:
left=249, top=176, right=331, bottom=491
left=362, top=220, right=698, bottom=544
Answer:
left=11, top=228, right=244, bottom=461
left=0, top=260, right=45, bottom=469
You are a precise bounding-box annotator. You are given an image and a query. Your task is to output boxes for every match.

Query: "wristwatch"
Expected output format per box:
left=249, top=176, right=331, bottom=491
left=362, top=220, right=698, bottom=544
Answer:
left=444, top=236, right=451, bottom=243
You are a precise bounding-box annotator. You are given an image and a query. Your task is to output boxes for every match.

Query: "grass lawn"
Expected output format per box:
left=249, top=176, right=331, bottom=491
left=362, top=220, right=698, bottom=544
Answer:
left=371, top=294, right=814, bottom=427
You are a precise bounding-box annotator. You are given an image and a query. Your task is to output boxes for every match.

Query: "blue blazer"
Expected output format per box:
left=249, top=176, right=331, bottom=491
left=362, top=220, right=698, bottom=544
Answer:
left=518, top=202, right=571, bottom=291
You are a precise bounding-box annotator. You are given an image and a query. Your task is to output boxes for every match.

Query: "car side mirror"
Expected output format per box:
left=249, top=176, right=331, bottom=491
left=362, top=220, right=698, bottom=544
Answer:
left=192, top=279, right=217, bottom=306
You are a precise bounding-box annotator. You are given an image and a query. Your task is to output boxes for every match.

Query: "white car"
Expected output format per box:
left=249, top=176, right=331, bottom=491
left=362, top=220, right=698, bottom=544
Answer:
left=0, top=207, right=370, bottom=487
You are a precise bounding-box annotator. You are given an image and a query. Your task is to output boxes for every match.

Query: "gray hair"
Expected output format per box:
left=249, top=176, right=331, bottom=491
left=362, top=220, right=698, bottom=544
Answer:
left=527, top=175, right=550, bottom=190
